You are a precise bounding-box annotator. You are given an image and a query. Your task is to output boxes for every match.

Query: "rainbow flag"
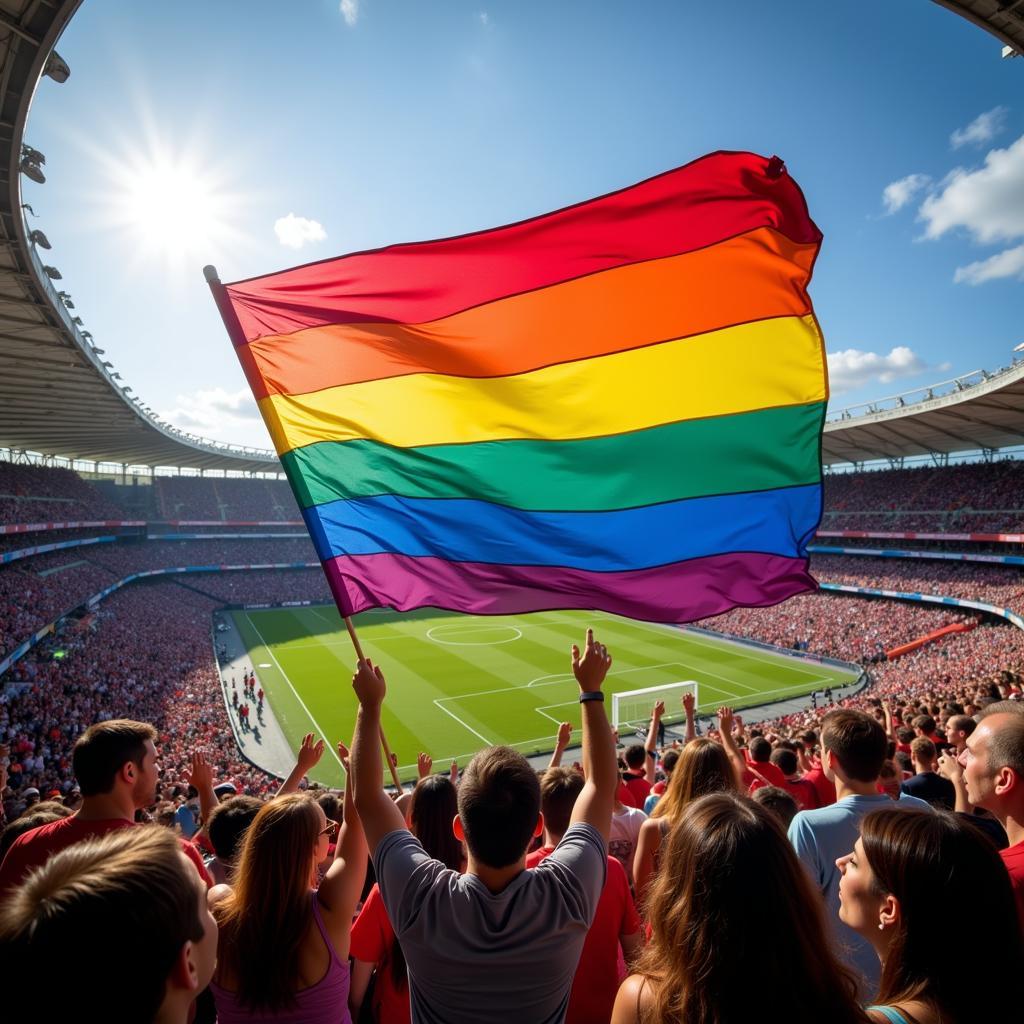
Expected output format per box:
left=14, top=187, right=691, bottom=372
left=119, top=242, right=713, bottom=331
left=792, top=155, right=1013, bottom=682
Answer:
left=213, top=150, right=827, bottom=623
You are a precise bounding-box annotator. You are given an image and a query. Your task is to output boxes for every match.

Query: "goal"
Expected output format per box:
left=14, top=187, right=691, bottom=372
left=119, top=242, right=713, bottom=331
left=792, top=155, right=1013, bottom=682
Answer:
left=612, top=681, right=699, bottom=734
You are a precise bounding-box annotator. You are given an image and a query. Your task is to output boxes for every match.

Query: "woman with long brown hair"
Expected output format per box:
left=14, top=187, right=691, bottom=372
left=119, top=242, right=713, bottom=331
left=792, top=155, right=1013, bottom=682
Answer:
left=613, top=792, right=869, bottom=1024
left=209, top=741, right=366, bottom=1023
left=838, top=807, right=1023, bottom=1024
left=632, top=737, right=734, bottom=900
left=349, top=772, right=464, bottom=1023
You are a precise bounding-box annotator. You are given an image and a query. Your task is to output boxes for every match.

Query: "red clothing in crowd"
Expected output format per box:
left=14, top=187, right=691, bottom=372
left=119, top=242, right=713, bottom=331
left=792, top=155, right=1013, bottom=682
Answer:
left=527, top=844, right=641, bottom=1024
left=620, top=771, right=651, bottom=808
left=802, top=764, right=837, bottom=807
left=0, top=814, right=212, bottom=895
left=1001, top=839, right=1024, bottom=927
left=781, top=777, right=820, bottom=811
left=350, top=883, right=409, bottom=1024
left=744, top=757, right=787, bottom=789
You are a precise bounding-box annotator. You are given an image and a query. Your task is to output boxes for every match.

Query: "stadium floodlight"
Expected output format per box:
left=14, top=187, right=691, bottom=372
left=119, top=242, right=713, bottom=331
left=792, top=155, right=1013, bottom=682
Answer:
left=111, top=372, right=122, bottom=380
left=1004, top=45, right=1021, bottom=59
left=91, top=348, right=104, bottom=354
left=42, top=265, right=61, bottom=279
left=71, top=316, right=84, bottom=326
left=29, top=229, right=51, bottom=249
left=57, top=291, right=73, bottom=307
left=102, top=361, right=113, bottom=368
left=1014, top=342, right=1024, bottom=352
left=20, top=145, right=46, bottom=184
left=43, top=50, right=71, bottom=82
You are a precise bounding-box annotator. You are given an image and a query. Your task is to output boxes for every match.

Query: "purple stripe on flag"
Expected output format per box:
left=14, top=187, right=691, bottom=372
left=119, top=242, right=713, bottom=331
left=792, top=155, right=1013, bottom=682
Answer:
left=322, top=551, right=815, bottom=624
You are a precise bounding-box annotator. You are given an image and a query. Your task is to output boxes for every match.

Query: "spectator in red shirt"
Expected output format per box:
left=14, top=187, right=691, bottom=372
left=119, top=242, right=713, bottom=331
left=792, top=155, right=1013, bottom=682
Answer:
left=528, top=765, right=641, bottom=1024
left=956, top=705, right=1024, bottom=925
left=620, top=702, right=663, bottom=808
left=0, top=826, right=218, bottom=1023
left=0, top=719, right=210, bottom=894
left=769, top=747, right=820, bottom=810
left=745, top=736, right=787, bottom=789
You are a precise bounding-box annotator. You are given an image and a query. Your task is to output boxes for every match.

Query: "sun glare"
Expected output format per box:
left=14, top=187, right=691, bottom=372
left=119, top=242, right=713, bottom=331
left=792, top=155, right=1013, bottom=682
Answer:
left=100, top=140, right=252, bottom=276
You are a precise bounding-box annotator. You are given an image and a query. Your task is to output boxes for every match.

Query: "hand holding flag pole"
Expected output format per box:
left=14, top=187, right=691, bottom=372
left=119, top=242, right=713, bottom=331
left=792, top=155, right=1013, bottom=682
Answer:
left=204, top=263, right=404, bottom=794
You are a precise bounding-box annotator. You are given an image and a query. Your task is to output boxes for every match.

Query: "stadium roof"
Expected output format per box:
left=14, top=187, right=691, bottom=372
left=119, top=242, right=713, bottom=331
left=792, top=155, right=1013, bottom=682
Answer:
left=0, top=0, right=1020, bottom=475
left=0, top=0, right=278, bottom=473
left=932, top=1, right=1024, bottom=56
left=823, top=361, right=1024, bottom=466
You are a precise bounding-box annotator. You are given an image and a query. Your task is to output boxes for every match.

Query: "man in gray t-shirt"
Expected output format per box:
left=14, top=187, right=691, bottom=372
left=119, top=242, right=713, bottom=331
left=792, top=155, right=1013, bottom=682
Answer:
left=350, top=629, right=618, bottom=1024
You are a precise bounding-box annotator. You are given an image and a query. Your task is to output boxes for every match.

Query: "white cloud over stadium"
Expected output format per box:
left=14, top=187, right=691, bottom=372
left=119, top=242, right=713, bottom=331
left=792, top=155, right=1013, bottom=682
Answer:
left=826, top=346, right=948, bottom=396
left=274, top=213, right=327, bottom=250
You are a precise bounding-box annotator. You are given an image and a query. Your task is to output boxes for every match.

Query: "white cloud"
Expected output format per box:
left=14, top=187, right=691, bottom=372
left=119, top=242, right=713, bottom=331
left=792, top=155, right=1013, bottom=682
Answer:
left=827, top=346, right=944, bottom=395
left=340, top=0, right=358, bottom=26
left=881, top=173, right=930, bottom=215
left=950, top=106, right=1009, bottom=149
left=274, top=212, right=327, bottom=249
left=479, top=11, right=489, bottom=24
left=918, top=134, right=1024, bottom=244
left=953, top=243, right=1024, bottom=285
left=158, top=387, right=270, bottom=447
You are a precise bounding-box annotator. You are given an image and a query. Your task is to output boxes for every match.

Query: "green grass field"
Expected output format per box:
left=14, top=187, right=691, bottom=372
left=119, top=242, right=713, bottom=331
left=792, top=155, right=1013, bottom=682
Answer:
left=231, top=605, right=859, bottom=786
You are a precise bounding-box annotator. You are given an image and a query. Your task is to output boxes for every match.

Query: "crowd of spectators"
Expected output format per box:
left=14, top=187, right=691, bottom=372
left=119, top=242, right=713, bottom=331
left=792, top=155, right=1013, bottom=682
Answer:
left=154, top=476, right=300, bottom=522
left=0, top=462, right=125, bottom=524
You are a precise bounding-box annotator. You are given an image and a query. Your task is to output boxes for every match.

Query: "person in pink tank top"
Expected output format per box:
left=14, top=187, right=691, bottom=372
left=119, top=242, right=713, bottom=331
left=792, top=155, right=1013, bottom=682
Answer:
left=210, top=738, right=366, bottom=1023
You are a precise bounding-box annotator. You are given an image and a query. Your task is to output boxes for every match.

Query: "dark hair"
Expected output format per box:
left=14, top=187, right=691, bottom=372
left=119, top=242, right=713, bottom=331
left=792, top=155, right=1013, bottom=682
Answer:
left=636, top=794, right=867, bottom=1024
left=770, top=747, right=797, bottom=776
left=316, top=792, right=343, bottom=826
left=410, top=775, right=462, bottom=871
left=821, top=710, right=887, bottom=783
left=206, top=796, right=263, bottom=862
left=457, top=746, right=539, bottom=868
left=660, top=749, right=680, bottom=775
left=624, top=744, right=646, bottom=769
left=0, top=827, right=205, bottom=1020
left=896, top=726, right=914, bottom=745
left=751, top=785, right=799, bottom=829
left=912, top=714, right=936, bottom=735
left=749, top=737, right=772, bottom=763
left=909, top=737, right=935, bottom=765
left=539, top=766, right=584, bottom=839
left=72, top=719, right=157, bottom=796
left=861, top=808, right=1023, bottom=1021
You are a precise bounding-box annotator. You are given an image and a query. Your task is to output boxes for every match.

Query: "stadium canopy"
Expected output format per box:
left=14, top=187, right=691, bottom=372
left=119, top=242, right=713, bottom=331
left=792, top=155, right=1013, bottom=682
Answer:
left=0, top=0, right=278, bottom=474
left=932, top=1, right=1024, bottom=56
left=0, top=0, right=1021, bottom=476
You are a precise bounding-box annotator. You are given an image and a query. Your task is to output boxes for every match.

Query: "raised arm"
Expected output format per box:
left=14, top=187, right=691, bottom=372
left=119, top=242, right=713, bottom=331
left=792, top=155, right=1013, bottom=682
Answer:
left=881, top=700, right=898, bottom=747
left=569, top=629, right=617, bottom=842
left=682, top=691, right=696, bottom=744
left=643, top=701, right=664, bottom=783
left=350, top=659, right=407, bottom=852
left=937, top=750, right=972, bottom=814
left=548, top=721, right=573, bottom=769
left=185, top=750, right=219, bottom=827
left=277, top=733, right=325, bottom=796
left=716, top=707, right=749, bottom=789
left=319, top=742, right=368, bottom=951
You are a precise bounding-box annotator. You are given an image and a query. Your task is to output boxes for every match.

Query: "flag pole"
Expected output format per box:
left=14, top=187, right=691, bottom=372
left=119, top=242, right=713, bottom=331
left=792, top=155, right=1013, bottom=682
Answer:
left=344, top=615, right=404, bottom=793
left=203, top=264, right=404, bottom=794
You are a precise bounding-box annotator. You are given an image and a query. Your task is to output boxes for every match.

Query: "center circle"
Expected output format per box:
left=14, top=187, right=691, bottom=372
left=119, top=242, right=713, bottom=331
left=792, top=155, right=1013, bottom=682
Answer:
left=426, top=624, right=523, bottom=646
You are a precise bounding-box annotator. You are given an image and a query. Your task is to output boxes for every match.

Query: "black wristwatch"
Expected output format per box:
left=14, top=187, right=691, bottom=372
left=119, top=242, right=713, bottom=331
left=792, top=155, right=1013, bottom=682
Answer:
left=579, top=691, right=605, bottom=703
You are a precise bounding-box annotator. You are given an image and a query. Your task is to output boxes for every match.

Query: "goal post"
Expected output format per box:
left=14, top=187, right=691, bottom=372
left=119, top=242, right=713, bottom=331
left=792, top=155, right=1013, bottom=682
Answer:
left=612, top=680, right=699, bottom=734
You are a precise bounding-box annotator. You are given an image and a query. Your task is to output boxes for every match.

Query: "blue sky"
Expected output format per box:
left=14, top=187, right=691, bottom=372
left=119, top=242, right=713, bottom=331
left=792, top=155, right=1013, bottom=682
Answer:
left=21, top=0, right=1024, bottom=449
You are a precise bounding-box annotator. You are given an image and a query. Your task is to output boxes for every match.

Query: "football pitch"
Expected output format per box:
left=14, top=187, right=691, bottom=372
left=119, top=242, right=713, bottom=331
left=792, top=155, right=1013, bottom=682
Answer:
left=231, top=605, right=859, bottom=787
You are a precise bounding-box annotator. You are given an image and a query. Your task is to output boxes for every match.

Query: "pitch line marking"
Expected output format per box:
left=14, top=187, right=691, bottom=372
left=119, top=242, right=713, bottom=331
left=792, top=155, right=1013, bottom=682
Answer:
left=244, top=613, right=345, bottom=772
left=426, top=625, right=523, bottom=646
left=432, top=698, right=493, bottom=747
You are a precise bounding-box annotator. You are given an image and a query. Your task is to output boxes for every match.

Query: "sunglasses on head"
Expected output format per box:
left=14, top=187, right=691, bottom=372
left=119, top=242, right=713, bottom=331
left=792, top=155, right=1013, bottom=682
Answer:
left=319, top=820, right=338, bottom=838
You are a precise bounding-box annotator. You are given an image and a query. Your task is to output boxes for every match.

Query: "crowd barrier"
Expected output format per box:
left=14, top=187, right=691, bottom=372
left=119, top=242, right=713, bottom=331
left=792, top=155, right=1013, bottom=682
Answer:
left=817, top=529, right=1024, bottom=544
left=1, top=535, right=116, bottom=565
left=0, top=519, right=144, bottom=535
left=809, top=544, right=1024, bottom=566
left=818, top=582, right=1024, bottom=631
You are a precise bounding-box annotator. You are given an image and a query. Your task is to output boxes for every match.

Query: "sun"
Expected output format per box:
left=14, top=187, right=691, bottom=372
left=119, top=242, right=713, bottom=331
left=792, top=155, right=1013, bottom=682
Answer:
left=101, top=140, right=251, bottom=275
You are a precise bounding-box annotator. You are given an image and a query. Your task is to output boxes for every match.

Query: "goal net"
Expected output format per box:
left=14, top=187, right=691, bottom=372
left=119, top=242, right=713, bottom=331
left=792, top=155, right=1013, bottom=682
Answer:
left=612, top=681, right=699, bottom=734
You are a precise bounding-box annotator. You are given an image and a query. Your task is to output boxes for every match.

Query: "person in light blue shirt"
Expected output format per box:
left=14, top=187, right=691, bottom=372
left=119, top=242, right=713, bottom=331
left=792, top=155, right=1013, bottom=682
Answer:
left=788, top=709, right=931, bottom=1001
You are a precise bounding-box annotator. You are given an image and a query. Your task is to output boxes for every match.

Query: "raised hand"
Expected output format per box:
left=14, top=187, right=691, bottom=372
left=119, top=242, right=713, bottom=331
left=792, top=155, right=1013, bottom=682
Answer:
left=450, top=760, right=459, bottom=784
left=651, top=700, right=665, bottom=720
left=337, top=741, right=351, bottom=774
left=718, top=706, right=734, bottom=736
left=186, top=750, right=214, bottom=791
left=937, top=750, right=963, bottom=784
left=682, top=692, right=695, bottom=716
left=297, top=733, right=326, bottom=773
left=571, top=628, right=612, bottom=693
left=556, top=721, right=573, bottom=749
left=417, top=752, right=433, bottom=779
left=352, top=658, right=387, bottom=707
